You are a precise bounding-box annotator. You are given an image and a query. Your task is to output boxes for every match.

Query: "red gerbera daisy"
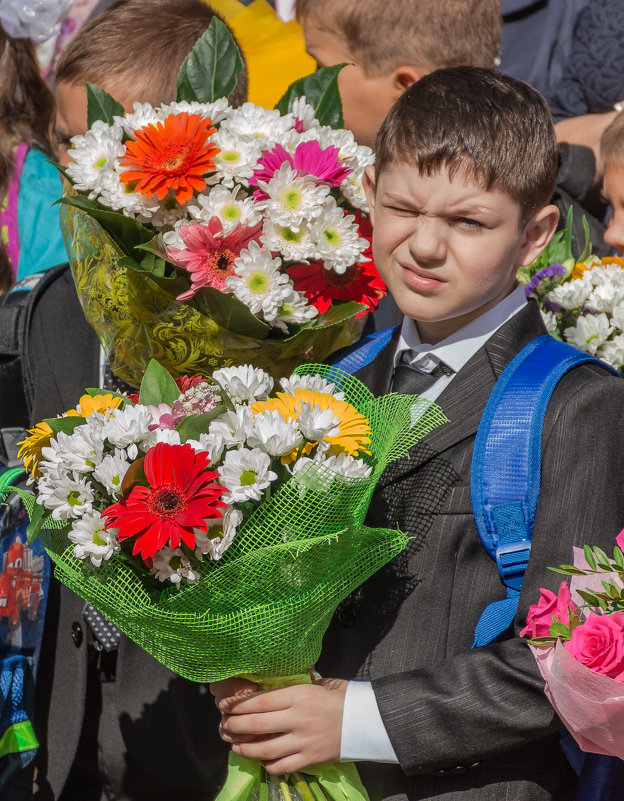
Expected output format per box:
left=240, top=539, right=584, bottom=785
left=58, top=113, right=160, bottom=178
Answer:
left=102, top=442, right=226, bottom=559
left=288, top=260, right=387, bottom=315
left=120, top=113, right=219, bottom=204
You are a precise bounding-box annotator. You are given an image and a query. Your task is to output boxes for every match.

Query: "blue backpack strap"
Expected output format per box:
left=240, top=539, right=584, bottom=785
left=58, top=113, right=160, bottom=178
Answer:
left=471, top=334, right=619, bottom=648
left=329, top=327, right=397, bottom=376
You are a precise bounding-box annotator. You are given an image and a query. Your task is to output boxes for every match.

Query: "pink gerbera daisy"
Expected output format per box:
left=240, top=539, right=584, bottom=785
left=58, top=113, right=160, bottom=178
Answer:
left=250, top=141, right=352, bottom=200
left=168, top=216, right=263, bottom=299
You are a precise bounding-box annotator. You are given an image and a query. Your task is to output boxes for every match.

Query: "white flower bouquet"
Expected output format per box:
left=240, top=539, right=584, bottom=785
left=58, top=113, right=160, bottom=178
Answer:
left=16, top=359, right=447, bottom=801
left=519, top=209, right=624, bottom=370
left=59, top=19, right=385, bottom=387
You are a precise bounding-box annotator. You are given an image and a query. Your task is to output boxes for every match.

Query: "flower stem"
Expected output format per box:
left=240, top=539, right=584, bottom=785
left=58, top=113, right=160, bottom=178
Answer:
left=279, top=777, right=294, bottom=801
left=299, top=777, right=330, bottom=801
left=293, top=773, right=325, bottom=801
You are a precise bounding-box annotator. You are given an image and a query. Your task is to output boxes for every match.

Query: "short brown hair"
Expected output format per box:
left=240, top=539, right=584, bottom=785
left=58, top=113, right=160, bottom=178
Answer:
left=56, top=0, right=248, bottom=107
left=375, top=67, right=558, bottom=226
left=296, top=0, right=501, bottom=75
left=601, top=112, right=624, bottom=171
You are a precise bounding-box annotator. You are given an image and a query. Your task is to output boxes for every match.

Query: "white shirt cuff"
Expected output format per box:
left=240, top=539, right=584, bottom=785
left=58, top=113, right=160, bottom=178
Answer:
left=340, top=680, right=399, bottom=763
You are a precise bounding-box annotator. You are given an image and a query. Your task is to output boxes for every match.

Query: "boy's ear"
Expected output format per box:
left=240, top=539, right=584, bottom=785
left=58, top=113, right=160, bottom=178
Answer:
left=518, top=204, right=560, bottom=266
left=363, top=165, right=377, bottom=224
left=391, top=65, right=423, bottom=93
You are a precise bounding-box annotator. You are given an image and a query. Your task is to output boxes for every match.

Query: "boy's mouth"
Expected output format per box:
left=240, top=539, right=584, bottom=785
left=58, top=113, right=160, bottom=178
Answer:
left=399, top=263, right=447, bottom=292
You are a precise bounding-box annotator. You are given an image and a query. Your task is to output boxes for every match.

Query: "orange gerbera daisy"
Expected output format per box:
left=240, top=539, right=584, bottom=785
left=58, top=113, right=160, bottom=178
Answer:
left=120, top=113, right=219, bottom=204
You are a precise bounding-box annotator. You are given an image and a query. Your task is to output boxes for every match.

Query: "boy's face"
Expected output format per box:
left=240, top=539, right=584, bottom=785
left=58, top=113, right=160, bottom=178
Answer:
left=303, top=18, right=418, bottom=148
left=365, top=162, right=558, bottom=343
left=603, top=163, right=624, bottom=253
left=55, top=82, right=89, bottom=166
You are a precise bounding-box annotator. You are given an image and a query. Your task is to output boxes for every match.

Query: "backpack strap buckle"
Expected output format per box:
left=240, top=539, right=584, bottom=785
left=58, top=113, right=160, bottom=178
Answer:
left=495, top=540, right=532, bottom=592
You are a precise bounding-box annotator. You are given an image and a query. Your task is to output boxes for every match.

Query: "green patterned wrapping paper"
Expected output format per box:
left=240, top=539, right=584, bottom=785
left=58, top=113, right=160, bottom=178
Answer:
left=60, top=204, right=365, bottom=388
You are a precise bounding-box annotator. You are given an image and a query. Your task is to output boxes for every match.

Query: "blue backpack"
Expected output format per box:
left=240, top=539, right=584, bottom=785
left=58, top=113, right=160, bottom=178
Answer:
left=332, top=328, right=624, bottom=799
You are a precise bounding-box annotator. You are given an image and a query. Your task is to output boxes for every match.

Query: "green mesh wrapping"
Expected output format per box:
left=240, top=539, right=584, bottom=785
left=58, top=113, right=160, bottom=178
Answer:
left=59, top=204, right=365, bottom=388
left=34, top=366, right=448, bottom=682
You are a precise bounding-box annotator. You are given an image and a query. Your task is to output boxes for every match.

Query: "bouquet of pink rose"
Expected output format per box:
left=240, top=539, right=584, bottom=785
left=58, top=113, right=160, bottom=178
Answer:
left=523, top=533, right=624, bottom=758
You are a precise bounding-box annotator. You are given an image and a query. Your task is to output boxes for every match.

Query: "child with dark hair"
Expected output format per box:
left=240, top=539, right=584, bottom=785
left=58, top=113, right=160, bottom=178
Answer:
left=0, top=19, right=66, bottom=293
left=211, top=68, right=624, bottom=801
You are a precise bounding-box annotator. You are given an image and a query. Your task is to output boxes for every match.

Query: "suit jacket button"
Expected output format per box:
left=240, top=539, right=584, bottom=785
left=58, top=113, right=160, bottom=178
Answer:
left=432, top=769, right=447, bottom=776
left=450, top=766, right=467, bottom=775
left=337, top=605, right=356, bottom=627
left=71, top=621, right=83, bottom=647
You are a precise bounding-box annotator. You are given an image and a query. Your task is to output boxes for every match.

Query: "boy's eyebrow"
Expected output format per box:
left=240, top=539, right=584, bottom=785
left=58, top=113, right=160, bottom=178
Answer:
left=381, top=192, right=500, bottom=217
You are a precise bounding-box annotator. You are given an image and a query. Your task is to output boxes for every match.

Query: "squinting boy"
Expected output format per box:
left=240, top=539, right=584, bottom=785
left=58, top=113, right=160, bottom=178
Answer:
left=600, top=112, right=624, bottom=254
left=212, top=68, right=624, bottom=801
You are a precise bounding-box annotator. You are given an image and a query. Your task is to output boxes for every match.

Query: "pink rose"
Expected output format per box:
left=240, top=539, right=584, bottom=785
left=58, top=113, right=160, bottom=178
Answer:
left=616, top=529, right=624, bottom=552
left=520, top=581, right=576, bottom=638
left=564, top=612, right=624, bottom=681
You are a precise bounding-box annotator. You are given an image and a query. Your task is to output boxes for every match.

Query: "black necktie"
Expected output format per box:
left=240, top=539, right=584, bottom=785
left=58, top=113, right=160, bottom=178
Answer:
left=391, top=357, right=449, bottom=394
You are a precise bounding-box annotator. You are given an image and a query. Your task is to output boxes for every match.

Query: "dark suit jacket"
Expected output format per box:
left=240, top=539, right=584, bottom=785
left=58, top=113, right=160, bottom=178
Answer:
left=318, top=301, right=624, bottom=801
left=27, top=267, right=229, bottom=800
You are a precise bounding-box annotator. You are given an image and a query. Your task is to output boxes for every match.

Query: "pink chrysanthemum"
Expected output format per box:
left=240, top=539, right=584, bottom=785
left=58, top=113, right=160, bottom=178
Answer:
left=169, top=216, right=263, bottom=299
left=250, top=141, right=352, bottom=199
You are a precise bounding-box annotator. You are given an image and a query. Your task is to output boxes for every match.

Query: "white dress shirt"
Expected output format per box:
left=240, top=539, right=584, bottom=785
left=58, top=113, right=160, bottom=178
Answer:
left=340, top=285, right=527, bottom=763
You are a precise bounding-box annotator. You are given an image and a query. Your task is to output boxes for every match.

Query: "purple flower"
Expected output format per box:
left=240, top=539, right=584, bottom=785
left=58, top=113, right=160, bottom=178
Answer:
left=525, top=263, right=567, bottom=296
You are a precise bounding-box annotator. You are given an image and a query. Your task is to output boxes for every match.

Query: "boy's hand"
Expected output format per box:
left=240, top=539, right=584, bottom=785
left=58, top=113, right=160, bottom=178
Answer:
left=210, top=678, right=348, bottom=774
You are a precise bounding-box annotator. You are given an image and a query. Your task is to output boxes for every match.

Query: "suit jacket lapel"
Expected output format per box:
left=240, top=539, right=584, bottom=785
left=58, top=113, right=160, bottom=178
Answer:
left=375, top=302, right=547, bottom=485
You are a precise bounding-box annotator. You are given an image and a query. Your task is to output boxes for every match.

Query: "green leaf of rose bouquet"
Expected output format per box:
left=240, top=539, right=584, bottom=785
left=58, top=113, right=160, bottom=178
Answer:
left=85, top=81, right=125, bottom=128
left=138, top=359, right=181, bottom=406
left=276, top=64, right=346, bottom=128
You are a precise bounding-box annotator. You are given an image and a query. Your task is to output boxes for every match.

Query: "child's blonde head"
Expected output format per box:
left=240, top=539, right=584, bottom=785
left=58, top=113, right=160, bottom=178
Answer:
left=601, top=113, right=624, bottom=173
left=56, top=0, right=248, bottom=107
left=296, top=0, right=501, bottom=75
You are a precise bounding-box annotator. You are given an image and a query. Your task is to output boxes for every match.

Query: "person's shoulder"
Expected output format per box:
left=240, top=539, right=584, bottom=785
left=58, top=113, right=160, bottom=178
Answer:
left=546, top=359, right=624, bottom=434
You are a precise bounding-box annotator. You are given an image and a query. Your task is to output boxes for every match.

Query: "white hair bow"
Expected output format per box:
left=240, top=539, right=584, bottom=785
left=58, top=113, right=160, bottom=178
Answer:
left=0, top=0, right=73, bottom=44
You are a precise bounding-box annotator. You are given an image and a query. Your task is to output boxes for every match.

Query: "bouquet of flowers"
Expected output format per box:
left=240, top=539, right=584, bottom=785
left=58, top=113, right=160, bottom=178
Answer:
left=15, top=359, right=447, bottom=800
left=59, top=18, right=385, bottom=387
left=519, top=210, right=624, bottom=371
left=522, top=533, right=624, bottom=758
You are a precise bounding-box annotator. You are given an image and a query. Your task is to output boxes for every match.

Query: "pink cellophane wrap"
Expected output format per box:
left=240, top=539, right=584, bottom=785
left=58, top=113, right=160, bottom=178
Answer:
left=529, top=546, right=624, bottom=759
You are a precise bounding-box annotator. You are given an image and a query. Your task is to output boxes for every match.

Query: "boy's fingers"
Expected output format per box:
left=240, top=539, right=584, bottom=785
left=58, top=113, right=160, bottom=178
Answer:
left=218, top=723, right=257, bottom=745
left=231, top=733, right=297, bottom=763
left=210, top=678, right=258, bottom=704
left=221, top=710, right=293, bottom=737
left=219, top=687, right=292, bottom=714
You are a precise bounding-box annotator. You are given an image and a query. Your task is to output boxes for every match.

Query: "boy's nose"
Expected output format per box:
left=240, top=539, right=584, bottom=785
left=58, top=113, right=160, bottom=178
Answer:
left=408, top=219, right=446, bottom=263
left=604, top=213, right=624, bottom=253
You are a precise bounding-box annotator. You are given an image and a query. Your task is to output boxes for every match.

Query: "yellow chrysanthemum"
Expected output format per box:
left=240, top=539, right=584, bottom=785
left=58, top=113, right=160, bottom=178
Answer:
left=571, top=262, right=588, bottom=280
left=18, top=421, right=53, bottom=477
left=602, top=256, right=624, bottom=269
left=69, top=394, right=124, bottom=418
left=252, top=389, right=372, bottom=458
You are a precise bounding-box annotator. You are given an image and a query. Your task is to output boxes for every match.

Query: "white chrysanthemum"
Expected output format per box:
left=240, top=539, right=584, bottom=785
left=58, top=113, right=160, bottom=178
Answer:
left=290, top=96, right=320, bottom=132
left=563, top=313, right=614, bottom=355
left=272, top=286, right=318, bottom=333
left=587, top=264, right=624, bottom=287
left=154, top=428, right=182, bottom=446
left=146, top=192, right=193, bottom=228
left=226, top=242, right=292, bottom=321
left=548, top=277, right=592, bottom=310
left=256, top=163, right=330, bottom=231
left=599, top=334, right=624, bottom=368
left=97, top=168, right=161, bottom=219
left=218, top=447, right=278, bottom=503
left=586, top=280, right=624, bottom=313
left=260, top=217, right=317, bottom=261
left=213, top=364, right=273, bottom=403
left=188, top=185, right=262, bottom=234
left=246, top=410, right=302, bottom=456
left=162, top=223, right=186, bottom=251
left=38, top=472, right=94, bottom=521
left=323, top=452, right=372, bottom=479
left=93, top=453, right=130, bottom=499
left=117, top=102, right=166, bottom=136
left=340, top=168, right=369, bottom=212
left=186, top=431, right=225, bottom=465
left=38, top=431, right=82, bottom=477
left=161, top=98, right=231, bottom=124
left=310, top=198, right=369, bottom=274
left=540, top=310, right=559, bottom=334
left=63, top=427, right=105, bottom=474
left=105, top=404, right=155, bottom=451
left=220, top=102, right=296, bottom=143
left=66, top=121, right=125, bottom=197
left=280, top=374, right=345, bottom=399
left=289, top=452, right=372, bottom=493
left=151, top=546, right=200, bottom=585
left=194, top=508, right=243, bottom=561
left=68, top=511, right=119, bottom=567
left=209, top=406, right=254, bottom=448
left=212, top=130, right=264, bottom=187
left=298, top=402, right=340, bottom=444
left=612, top=303, right=624, bottom=332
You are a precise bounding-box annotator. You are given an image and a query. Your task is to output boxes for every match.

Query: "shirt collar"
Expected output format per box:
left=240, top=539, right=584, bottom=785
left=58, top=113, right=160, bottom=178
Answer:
left=395, top=284, right=528, bottom=373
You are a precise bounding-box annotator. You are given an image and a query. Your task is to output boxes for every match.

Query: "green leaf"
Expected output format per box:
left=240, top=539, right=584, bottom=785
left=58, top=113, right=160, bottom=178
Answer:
left=58, top=194, right=154, bottom=256
left=594, top=546, right=610, bottom=567
left=26, top=499, right=46, bottom=545
left=577, top=590, right=601, bottom=606
left=549, top=621, right=571, bottom=639
left=584, top=544, right=596, bottom=570
left=526, top=636, right=558, bottom=646
left=192, top=286, right=272, bottom=340
left=614, top=546, right=624, bottom=568
left=138, top=359, right=181, bottom=406
left=42, top=416, right=87, bottom=436
left=579, top=215, right=593, bottom=262
left=175, top=406, right=227, bottom=443
left=176, top=17, right=244, bottom=103
left=276, top=64, right=346, bottom=128
left=85, top=81, right=124, bottom=127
